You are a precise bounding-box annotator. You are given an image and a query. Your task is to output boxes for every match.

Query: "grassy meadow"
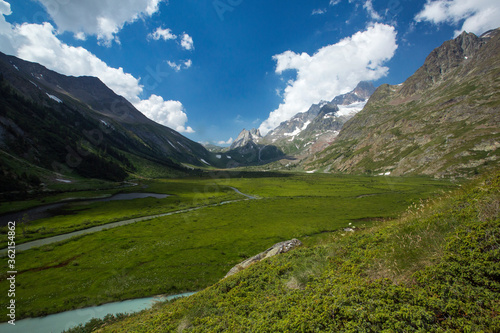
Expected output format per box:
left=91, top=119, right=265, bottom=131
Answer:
left=0, top=178, right=241, bottom=248
left=75, top=170, right=499, bottom=333
left=0, top=173, right=456, bottom=321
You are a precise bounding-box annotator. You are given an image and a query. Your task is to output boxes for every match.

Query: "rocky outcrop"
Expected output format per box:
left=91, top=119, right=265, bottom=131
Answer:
left=224, top=239, right=303, bottom=278
left=332, top=81, right=376, bottom=105
left=400, top=30, right=488, bottom=96
left=230, top=128, right=262, bottom=150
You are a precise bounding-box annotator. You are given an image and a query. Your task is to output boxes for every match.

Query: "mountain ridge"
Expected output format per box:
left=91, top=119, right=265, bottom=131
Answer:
left=0, top=51, right=225, bottom=189
left=223, top=82, right=376, bottom=166
left=305, top=29, right=500, bottom=177
left=266, top=81, right=376, bottom=143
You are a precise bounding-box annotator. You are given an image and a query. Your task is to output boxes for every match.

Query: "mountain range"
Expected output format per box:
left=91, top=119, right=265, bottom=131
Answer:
left=0, top=52, right=227, bottom=192
left=304, top=29, right=500, bottom=177
left=1, top=28, right=499, bottom=191
left=225, top=81, right=376, bottom=166
left=225, top=29, right=499, bottom=177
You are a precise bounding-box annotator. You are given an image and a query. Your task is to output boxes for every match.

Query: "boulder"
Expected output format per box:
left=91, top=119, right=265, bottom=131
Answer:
left=224, top=239, right=302, bottom=279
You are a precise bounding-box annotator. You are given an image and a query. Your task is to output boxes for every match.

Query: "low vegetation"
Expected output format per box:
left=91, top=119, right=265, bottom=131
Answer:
left=0, top=178, right=240, bottom=248
left=83, top=169, right=499, bottom=332
left=0, top=174, right=454, bottom=321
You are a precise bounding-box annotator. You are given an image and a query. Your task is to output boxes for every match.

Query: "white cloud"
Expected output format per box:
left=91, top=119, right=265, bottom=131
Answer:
left=74, top=31, right=86, bottom=41
left=167, top=60, right=182, bottom=71
left=415, top=0, right=500, bottom=36
left=35, top=0, right=165, bottom=46
left=217, top=138, right=234, bottom=145
left=167, top=59, right=192, bottom=72
left=363, top=0, right=382, bottom=21
left=0, top=0, right=14, bottom=55
left=149, top=27, right=177, bottom=41
left=145, top=0, right=163, bottom=15
left=0, top=0, right=10, bottom=15
left=0, top=6, right=194, bottom=134
left=134, top=95, right=194, bottom=133
left=312, top=8, right=327, bottom=15
left=180, top=33, right=194, bottom=50
left=184, top=59, right=193, bottom=68
left=259, top=23, right=397, bottom=135
left=14, top=22, right=142, bottom=103
left=312, top=0, right=340, bottom=15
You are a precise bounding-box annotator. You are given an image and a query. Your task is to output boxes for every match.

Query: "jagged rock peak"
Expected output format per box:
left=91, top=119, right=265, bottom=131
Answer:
left=400, top=29, right=498, bottom=96
left=230, top=128, right=262, bottom=150
left=352, top=81, right=376, bottom=100
left=265, top=81, right=376, bottom=142
left=330, top=81, right=375, bottom=106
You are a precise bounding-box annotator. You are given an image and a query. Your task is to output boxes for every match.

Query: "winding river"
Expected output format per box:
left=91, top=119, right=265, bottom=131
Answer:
left=0, top=188, right=256, bottom=255
left=0, top=193, right=170, bottom=227
left=0, top=187, right=255, bottom=332
left=0, top=292, right=195, bottom=333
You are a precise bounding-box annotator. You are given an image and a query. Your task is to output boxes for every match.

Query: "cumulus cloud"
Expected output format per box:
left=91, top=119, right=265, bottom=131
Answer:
left=415, top=0, right=500, bottom=36
left=35, top=0, right=164, bottom=46
left=0, top=0, right=10, bottom=18
left=180, top=33, right=194, bottom=50
left=259, top=23, right=397, bottom=135
left=0, top=0, right=9, bottom=12
left=0, top=0, right=15, bottom=55
left=149, top=27, right=177, bottom=41
left=135, top=95, right=194, bottom=133
left=0, top=6, right=194, bottom=133
left=14, top=22, right=143, bottom=103
left=217, top=137, right=234, bottom=145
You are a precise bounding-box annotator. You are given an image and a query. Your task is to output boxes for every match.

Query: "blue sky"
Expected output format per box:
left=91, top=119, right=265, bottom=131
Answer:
left=1, top=0, right=499, bottom=145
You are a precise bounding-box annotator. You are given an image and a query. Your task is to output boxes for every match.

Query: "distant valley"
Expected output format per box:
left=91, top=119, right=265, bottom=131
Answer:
left=0, top=26, right=499, bottom=333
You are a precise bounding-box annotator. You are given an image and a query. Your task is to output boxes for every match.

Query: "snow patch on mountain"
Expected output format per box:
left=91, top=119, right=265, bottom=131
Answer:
left=46, top=93, right=62, bottom=103
left=284, top=120, right=311, bottom=137
left=337, top=100, right=367, bottom=117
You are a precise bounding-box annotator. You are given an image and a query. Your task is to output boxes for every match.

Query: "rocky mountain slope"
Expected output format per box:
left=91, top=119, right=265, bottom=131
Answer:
left=221, top=128, right=285, bottom=167
left=265, top=81, right=376, bottom=154
left=0, top=52, right=222, bottom=188
left=225, top=82, right=376, bottom=166
left=306, top=29, right=500, bottom=177
left=230, top=128, right=263, bottom=150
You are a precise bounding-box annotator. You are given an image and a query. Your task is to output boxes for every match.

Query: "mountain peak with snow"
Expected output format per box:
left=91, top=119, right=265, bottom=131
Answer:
left=230, top=128, right=262, bottom=150
left=265, top=81, right=376, bottom=142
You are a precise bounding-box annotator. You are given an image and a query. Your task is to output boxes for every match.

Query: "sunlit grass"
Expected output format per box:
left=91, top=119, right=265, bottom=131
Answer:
left=90, top=170, right=499, bottom=333
left=0, top=173, right=455, bottom=320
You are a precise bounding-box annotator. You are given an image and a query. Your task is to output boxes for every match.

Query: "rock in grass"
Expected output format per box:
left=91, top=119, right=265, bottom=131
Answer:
left=224, top=239, right=302, bottom=278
